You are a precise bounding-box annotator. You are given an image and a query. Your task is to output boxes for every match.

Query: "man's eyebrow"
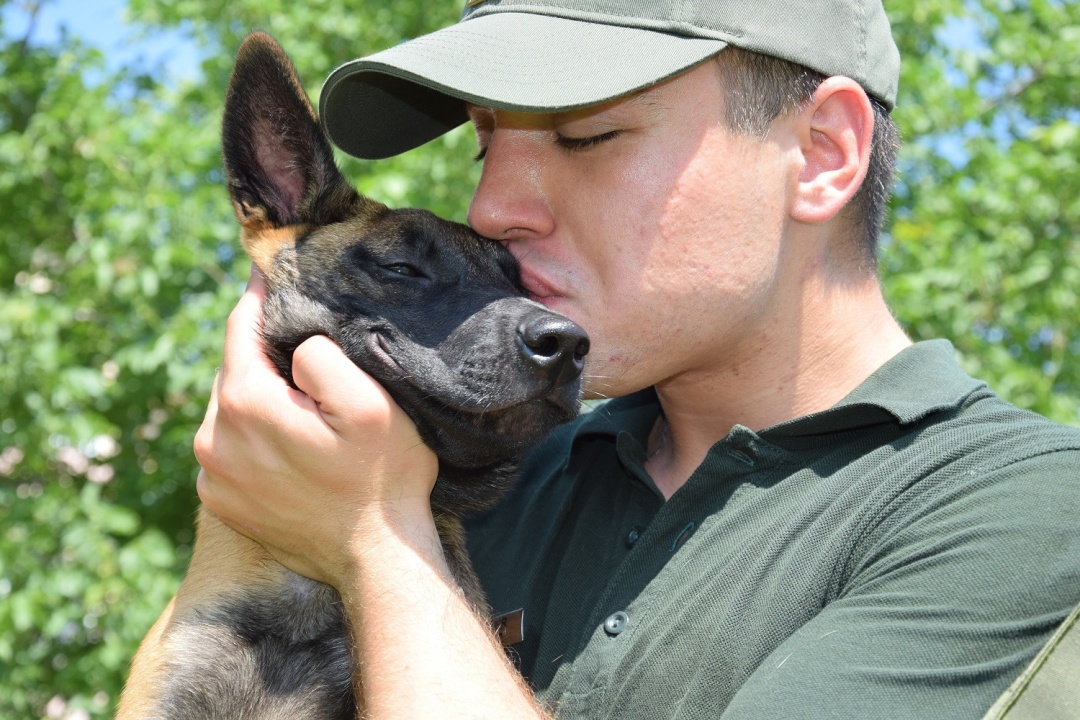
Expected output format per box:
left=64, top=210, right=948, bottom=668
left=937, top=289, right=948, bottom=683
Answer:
left=625, top=91, right=662, bottom=108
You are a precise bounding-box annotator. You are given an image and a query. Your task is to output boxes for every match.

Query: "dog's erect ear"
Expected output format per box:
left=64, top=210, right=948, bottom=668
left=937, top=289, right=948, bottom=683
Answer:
left=222, top=32, right=368, bottom=274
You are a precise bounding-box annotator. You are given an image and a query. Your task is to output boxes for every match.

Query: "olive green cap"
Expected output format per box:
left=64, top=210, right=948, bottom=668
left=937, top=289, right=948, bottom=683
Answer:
left=320, top=0, right=900, bottom=160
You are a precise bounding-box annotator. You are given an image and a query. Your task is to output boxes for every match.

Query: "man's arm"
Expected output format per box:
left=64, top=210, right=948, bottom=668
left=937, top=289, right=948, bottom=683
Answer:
left=194, top=269, right=548, bottom=718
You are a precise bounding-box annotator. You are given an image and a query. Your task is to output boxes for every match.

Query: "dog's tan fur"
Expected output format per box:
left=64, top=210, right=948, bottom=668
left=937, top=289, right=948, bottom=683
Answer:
left=239, top=222, right=307, bottom=279
left=119, top=508, right=295, bottom=717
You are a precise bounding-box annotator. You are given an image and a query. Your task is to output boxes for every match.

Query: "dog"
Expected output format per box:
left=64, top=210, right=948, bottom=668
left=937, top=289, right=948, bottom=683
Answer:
left=117, top=32, right=588, bottom=719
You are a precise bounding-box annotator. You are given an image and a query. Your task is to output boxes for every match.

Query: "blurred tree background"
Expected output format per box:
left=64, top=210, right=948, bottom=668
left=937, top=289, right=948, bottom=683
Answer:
left=0, top=0, right=1076, bottom=716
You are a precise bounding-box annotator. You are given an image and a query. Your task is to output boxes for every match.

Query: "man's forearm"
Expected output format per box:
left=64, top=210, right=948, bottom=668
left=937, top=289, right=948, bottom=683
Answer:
left=342, top=507, right=549, bottom=719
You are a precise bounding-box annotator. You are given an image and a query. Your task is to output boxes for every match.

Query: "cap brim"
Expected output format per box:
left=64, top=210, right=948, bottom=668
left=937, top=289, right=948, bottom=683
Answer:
left=320, top=13, right=726, bottom=160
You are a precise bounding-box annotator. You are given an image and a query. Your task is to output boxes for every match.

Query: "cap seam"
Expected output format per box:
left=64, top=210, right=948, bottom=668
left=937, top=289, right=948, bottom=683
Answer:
left=465, top=4, right=745, bottom=42
left=858, top=0, right=868, bottom=86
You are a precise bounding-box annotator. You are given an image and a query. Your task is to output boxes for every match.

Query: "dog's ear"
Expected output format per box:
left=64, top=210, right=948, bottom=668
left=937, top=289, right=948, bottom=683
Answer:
left=222, top=32, right=366, bottom=274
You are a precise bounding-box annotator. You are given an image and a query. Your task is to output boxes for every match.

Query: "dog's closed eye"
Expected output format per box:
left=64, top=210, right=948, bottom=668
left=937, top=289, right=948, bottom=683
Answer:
left=382, top=263, right=425, bottom=278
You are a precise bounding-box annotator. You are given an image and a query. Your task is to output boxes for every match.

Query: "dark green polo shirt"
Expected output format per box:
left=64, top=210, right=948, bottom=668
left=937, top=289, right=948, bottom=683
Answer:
left=465, top=340, right=1080, bottom=719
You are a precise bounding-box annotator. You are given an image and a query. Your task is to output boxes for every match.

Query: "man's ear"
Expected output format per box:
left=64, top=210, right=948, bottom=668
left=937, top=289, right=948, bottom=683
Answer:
left=788, top=77, right=874, bottom=225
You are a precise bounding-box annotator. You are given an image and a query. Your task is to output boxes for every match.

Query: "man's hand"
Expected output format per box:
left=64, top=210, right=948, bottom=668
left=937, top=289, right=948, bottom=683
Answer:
left=193, top=266, right=440, bottom=588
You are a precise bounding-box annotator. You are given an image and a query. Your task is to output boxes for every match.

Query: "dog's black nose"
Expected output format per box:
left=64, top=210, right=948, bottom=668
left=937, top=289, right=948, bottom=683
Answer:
left=518, top=314, right=590, bottom=387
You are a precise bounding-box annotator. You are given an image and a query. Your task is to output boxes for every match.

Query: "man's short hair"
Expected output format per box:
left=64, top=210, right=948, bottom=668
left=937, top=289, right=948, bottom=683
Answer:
left=715, top=47, right=900, bottom=267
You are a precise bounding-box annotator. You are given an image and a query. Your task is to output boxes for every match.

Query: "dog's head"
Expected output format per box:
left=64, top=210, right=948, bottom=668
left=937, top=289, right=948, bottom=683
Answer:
left=221, top=32, right=588, bottom=515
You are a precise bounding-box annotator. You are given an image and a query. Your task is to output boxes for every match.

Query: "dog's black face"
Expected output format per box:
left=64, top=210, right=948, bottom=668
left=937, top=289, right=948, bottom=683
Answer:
left=261, top=208, right=588, bottom=510
left=221, top=33, right=587, bottom=516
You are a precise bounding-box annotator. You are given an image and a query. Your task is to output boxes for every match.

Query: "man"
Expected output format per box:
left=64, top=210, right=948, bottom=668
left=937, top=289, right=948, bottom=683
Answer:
left=194, top=1, right=1080, bottom=717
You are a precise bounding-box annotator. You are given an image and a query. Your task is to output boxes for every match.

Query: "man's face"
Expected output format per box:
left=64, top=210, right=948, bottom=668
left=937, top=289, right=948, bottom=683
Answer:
left=467, top=60, right=796, bottom=399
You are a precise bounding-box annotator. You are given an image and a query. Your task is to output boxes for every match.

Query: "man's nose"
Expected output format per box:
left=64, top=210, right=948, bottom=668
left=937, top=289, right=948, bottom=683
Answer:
left=467, top=128, right=555, bottom=243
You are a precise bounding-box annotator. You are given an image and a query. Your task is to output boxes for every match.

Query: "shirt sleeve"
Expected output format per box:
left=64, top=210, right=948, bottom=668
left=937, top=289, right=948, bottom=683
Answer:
left=719, top=450, right=1080, bottom=720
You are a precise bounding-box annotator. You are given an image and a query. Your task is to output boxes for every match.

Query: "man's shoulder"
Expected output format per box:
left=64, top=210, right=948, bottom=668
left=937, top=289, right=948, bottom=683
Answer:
left=866, top=384, right=1080, bottom=531
left=849, top=385, right=1080, bottom=581
left=923, top=383, right=1080, bottom=474
left=848, top=340, right=1080, bottom=481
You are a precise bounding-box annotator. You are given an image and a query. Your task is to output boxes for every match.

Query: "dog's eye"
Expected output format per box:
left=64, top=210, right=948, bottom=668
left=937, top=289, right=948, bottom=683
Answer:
left=382, top=263, right=422, bottom=278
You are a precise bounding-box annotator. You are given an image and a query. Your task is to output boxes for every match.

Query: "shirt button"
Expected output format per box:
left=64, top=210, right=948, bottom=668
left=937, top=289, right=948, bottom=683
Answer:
left=625, top=525, right=644, bottom=548
left=603, top=611, right=630, bottom=636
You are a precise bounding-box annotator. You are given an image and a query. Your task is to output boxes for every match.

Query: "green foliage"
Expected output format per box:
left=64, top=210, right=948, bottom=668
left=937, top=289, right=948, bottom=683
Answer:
left=0, top=7, right=236, bottom=717
left=885, top=0, right=1080, bottom=421
left=0, top=0, right=1076, bottom=717
left=0, top=1, right=479, bottom=716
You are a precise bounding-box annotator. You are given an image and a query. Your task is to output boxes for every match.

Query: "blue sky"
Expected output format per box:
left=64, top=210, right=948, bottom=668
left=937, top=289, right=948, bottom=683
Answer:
left=3, top=0, right=204, bottom=80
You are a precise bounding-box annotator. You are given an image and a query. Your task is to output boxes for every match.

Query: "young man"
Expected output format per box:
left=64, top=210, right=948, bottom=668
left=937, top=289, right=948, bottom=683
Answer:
left=194, top=1, right=1080, bottom=717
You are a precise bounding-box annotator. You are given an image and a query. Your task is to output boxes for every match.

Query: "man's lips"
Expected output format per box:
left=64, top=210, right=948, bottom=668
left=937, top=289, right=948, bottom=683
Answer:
left=518, top=267, right=560, bottom=303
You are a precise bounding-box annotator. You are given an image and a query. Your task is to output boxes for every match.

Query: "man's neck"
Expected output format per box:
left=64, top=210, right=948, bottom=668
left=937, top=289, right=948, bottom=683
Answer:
left=644, top=273, right=911, bottom=500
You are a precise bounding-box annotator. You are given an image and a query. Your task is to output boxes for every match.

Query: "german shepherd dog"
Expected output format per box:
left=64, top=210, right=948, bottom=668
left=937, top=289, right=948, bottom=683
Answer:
left=118, top=32, right=587, bottom=719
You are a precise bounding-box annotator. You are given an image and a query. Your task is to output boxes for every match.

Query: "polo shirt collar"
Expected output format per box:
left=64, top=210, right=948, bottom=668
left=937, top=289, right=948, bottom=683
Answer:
left=765, top=339, right=985, bottom=438
left=565, top=340, right=985, bottom=446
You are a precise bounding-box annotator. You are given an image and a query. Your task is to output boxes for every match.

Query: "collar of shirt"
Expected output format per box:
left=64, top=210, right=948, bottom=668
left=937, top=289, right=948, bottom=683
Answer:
left=552, top=339, right=986, bottom=471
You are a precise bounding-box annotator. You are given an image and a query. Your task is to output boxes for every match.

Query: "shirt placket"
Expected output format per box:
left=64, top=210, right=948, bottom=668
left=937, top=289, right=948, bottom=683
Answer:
left=558, top=426, right=785, bottom=717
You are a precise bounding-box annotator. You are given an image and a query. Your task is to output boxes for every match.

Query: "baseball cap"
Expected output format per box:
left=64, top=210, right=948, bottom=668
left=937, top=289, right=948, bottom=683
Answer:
left=319, top=0, right=900, bottom=160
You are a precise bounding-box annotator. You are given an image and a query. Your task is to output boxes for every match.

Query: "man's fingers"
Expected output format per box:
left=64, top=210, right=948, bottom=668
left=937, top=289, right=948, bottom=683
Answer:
left=246, top=263, right=268, bottom=300
left=217, top=263, right=320, bottom=428
left=193, top=368, right=223, bottom=472
left=222, top=264, right=276, bottom=378
left=207, top=366, right=222, bottom=416
left=291, top=335, right=398, bottom=430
